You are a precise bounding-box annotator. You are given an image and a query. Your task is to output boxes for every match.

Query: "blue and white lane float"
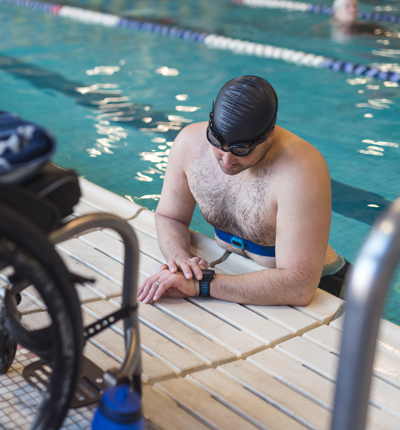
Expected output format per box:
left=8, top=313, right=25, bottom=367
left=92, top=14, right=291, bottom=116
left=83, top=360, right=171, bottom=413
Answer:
left=228, top=0, right=400, bottom=23
left=1, top=0, right=400, bottom=83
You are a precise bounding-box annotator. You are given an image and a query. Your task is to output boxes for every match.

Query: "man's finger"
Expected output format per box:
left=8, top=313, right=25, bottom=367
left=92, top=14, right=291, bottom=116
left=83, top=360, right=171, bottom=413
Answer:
left=189, top=263, right=203, bottom=280
left=142, top=280, right=162, bottom=304
left=153, top=281, right=170, bottom=301
left=167, top=260, right=178, bottom=273
left=138, top=279, right=153, bottom=301
left=179, top=262, right=193, bottom=279
left=159, top=263, right=169, bottom=271
left=199, top=259, right=209, bottom=269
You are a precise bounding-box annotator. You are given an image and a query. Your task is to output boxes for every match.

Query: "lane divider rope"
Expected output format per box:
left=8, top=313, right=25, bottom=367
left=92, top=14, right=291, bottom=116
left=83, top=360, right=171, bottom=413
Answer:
left=1, top=0, right=399, bottom=83
left=229, top=0, right=400, bottom=23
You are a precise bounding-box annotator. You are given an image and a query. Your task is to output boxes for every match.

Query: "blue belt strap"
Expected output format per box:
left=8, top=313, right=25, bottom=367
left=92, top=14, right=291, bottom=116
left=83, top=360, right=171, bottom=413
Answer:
left=214, top=228, right=276, bottom=257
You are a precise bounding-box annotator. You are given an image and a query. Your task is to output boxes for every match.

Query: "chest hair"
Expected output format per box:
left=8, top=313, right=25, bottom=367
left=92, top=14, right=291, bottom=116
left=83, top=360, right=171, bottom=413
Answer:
left=188, top=153, right=277, bottom=245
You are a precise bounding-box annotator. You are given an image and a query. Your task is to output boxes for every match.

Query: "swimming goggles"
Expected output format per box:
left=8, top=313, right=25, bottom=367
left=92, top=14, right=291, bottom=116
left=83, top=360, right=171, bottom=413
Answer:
left=206, top=104, right=272, bottom=157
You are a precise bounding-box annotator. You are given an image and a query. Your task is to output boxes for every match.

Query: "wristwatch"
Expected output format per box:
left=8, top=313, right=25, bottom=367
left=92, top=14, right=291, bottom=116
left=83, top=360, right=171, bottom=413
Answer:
left=198, top=269, right=215, bottom=297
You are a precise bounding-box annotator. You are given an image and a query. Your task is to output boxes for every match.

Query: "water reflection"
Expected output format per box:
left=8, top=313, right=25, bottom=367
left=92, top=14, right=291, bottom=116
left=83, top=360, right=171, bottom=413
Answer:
left=80, top=64, right=195, bottom=158
left=155, top=66, right=179, bottom=76
left=86, top=66, right=121, bottom=75
left=356, top=98, right=394, bottom=109
left=359, top=138, right=399, bottom=156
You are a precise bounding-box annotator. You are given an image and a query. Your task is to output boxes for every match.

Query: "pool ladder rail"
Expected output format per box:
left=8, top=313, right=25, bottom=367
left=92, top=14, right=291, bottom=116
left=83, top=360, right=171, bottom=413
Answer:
left=331, top=196, right=400, bottom=430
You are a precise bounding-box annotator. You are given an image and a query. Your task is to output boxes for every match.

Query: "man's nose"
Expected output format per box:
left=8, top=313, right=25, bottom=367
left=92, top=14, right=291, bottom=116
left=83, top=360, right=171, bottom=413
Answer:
left=221, top=151, right=236, bottom=166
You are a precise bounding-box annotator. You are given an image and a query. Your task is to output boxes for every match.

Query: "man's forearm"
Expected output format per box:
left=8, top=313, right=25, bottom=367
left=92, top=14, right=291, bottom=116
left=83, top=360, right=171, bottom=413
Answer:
left=155, top=213, right=193, bottom=262
left=209, top=269, right=318, bottom=306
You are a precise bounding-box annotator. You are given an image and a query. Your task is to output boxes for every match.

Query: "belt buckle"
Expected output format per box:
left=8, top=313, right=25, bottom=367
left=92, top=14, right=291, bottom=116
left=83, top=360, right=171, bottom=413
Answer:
left=231, top=236, right=245, bottom=250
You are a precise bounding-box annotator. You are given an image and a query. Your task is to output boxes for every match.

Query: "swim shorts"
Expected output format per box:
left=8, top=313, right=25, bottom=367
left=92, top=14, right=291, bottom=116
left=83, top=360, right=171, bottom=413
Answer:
left=318, top=258, right=352, bottom=299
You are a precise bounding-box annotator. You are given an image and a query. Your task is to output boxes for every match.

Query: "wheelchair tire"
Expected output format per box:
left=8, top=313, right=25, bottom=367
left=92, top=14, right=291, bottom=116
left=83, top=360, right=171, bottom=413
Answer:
left=0, top=203, right=83, bottom=430
left=0, top=329, right=17, bottom=374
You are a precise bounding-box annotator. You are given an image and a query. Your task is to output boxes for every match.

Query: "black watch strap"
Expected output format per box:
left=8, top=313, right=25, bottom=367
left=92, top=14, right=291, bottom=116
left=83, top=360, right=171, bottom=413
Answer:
left=198, top=269, right=215, bottom=297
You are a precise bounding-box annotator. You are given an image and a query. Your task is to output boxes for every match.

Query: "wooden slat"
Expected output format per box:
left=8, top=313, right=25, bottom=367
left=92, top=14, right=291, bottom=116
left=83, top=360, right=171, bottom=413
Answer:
left=277, top=336, right=400, bottom=420
left=138, top=252, right=165, bottom=278
left=19, top=293, right=44, bottom=315
left=79, top=177, right=143, bottom=219
left=57, top=239, right=124, bottom=285
left=294, top=289, right=344, bottom=324
left=58, top=249, right=122, bottom=298
left=331, top=315, right=400, bottom=362
left=143, top=385, right=209, bottom=430
left=303, top=325, right=400, bottom=391
left=141, top=350, right=176, bottom=384
left=219, top=359, right=331, bottom=430
left=72, top=199, right=105, bottom=217
left=128, top=209, right=157, bottom=237
left=156, top=377, right=259, bottom=430
left=277, top=336, right=337, bottom=380
left=248, top=348, right=334, bottom=409
left=83, top=340, right=120, bottom=371
left=80, top=230, right=125, bottom=263
left=155, top=297, right=265, bottom=358
left=190, top=297, right=293, bottom=346
left=104, top=228, right=166, bottom=263
left=375, top=318, right=400, bottom=370
left=188, top=368, right=307, bottom=430
left=140, top=323, right=207, bottom=375
left=21, top=311, right=51, bottom=330
left=245, top=304, right=319, bottom=335
left=85, top=299, right=205, bottom=376
left=139, top=302, right=236, bottom=365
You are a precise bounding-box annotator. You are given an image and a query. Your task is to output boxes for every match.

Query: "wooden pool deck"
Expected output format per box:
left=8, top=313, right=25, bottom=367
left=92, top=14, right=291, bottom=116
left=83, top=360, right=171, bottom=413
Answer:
left=1, top=178, right=400, bottom=429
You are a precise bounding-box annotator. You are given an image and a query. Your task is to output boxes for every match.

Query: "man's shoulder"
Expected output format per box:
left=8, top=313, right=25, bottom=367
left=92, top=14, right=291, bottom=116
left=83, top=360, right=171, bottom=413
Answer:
left=176, top=121, right=207, bottom=142
left=168, top=122, right=209, bottom=170
left=277, top=127, right=325, bottom=160
left=274, top=127, right=329, bottom=178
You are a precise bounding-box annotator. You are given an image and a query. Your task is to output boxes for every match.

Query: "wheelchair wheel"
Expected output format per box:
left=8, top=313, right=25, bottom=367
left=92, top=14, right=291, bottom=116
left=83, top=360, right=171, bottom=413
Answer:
left=0, top=203, right=83, bottom=430
left=0, top=329, right=17, bottom=374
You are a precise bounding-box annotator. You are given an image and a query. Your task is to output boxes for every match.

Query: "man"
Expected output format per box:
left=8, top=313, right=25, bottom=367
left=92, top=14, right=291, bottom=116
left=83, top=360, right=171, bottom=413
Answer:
left=333, top=0, right=358, bottom=24
left=138, top=76, right=350, bottom=306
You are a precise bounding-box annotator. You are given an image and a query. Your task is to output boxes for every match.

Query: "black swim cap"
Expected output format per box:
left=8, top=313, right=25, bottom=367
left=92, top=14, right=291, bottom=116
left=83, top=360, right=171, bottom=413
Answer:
left=211, top=76, right=278, bottom=146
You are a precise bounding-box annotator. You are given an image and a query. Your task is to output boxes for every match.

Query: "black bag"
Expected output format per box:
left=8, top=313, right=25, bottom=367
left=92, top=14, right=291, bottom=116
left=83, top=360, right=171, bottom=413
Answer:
left=0, top=112, right=81, bottom=233
left=0, top=163, right=81, bottom=233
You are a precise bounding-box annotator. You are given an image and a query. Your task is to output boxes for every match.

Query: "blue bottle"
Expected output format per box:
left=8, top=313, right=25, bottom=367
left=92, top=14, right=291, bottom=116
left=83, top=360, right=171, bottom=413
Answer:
left=92, top=385, right=145, bottom=430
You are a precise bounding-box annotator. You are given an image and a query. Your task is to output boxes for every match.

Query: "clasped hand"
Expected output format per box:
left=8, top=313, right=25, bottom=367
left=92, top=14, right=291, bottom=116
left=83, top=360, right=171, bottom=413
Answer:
left=138, top=269, right=197, bottom=303
left=137, top=257, right=209, bottom=304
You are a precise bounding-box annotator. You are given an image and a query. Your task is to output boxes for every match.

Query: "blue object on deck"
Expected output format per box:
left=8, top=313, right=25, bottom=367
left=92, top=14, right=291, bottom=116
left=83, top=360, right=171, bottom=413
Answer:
left=0, top=111, right=56, bottom=184
left=92, top=385, right=144, bottom=430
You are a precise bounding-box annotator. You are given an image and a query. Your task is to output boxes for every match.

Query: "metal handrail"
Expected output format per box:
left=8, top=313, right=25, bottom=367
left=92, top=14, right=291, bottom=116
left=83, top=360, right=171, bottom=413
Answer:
left=331, top=197, right=400, bottom=430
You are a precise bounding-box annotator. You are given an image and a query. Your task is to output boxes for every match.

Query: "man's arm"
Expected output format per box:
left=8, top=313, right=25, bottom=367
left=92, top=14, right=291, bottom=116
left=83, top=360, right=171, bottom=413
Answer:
left=139, top=144, right=332, bottom=306
left=155, top=125, right=208, bottom=280
left=210, top=146, right=332, bottom=305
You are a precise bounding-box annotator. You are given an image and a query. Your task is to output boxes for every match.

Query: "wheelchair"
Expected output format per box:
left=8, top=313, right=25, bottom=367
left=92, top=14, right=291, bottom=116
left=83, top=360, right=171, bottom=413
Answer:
left=0, top=117, right=142, bottom=430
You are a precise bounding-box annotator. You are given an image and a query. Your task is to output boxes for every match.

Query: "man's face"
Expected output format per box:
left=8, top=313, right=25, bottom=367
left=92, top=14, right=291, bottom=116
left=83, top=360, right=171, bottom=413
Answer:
left=334, top=0, right=359, bottom=23
left=211, top=136, right=271, bottom=176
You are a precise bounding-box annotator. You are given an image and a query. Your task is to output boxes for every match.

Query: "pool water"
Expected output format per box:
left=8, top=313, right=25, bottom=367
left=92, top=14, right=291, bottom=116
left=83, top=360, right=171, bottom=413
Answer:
left=1, top=0, right=400, bottom=323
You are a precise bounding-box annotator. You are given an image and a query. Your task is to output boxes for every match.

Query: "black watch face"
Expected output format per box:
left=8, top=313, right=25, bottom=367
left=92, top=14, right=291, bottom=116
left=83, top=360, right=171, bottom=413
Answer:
left=202, top=269, right=215, bottom=279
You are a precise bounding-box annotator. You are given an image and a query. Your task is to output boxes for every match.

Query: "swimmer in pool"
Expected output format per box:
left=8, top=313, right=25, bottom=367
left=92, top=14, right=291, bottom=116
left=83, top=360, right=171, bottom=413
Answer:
left=315, top=0, right=391, bottom=42
left=138, top=75, right=350, bottom=306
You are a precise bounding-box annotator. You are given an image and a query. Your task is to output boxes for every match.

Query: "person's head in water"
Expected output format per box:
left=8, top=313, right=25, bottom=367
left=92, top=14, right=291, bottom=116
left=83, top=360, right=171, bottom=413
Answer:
left=333, top=0, right=358, bottom=24
left=207, top=75, right=278, bottom=175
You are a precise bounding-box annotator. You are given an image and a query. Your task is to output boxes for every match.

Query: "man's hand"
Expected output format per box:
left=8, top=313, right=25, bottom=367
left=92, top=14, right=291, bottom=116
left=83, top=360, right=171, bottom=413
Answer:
left=159, top=257, right=209, bottom=281
left=138, top=269, right=198, bottom=304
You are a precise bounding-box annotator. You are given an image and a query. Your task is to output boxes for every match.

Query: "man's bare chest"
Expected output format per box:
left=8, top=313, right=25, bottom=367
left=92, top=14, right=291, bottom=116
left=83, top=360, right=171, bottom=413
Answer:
left=187, top=162, right=277, bottom=245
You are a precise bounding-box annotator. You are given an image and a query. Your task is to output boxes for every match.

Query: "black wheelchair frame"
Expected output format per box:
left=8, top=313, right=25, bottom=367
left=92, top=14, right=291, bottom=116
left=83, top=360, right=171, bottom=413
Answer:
left=0, top=168, right=142, bottom=430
